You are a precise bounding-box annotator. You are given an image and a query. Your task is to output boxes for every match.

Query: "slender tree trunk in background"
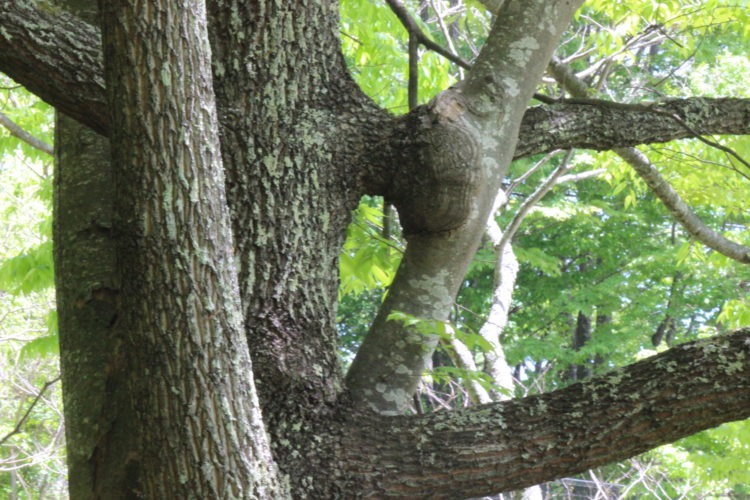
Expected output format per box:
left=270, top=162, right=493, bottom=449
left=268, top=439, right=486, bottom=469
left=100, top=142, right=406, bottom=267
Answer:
left=570, top=310, right=593, bottom=380
left=52, top=1, right=137, bottom=497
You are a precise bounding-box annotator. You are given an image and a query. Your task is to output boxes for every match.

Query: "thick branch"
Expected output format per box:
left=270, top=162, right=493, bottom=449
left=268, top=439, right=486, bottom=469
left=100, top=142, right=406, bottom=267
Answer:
left=515, top=97, right=750, bottom=159
left=1, top=2, right=749, bottom=157
left=461, top=0, right=584, bottom=116
left=0, top=2, right=107, bottom=135
left=341, top=329, right=750, bottom=498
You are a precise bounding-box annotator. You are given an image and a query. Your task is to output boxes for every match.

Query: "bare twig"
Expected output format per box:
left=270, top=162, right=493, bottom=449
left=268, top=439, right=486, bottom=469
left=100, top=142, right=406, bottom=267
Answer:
left=499, top=150, right=575, bottom=250
left=0, top=376, right=61, bottom=447
left=0, top=110, right=53, bottom=155
left=385, top=0, right=471, bottom=69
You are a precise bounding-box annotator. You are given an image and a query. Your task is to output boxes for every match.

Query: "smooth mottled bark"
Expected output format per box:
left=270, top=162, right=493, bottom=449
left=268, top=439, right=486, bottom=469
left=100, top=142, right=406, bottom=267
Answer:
left=347, top=0, right=585, bottom=414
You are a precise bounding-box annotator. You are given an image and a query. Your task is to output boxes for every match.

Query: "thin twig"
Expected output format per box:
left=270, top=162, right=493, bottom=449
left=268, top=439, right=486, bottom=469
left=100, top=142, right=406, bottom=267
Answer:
left=499, top=150, right=575, bottom=250
left=385, top=0, right=471, bottom=69
left=0, top=110, right=53, bottom=155
left=0, top=376, right=61, bottom=446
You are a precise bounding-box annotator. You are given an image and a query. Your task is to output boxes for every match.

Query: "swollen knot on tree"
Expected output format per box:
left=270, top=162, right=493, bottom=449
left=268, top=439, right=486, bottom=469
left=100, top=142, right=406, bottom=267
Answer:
left=389, top=90, right=483, bottom=236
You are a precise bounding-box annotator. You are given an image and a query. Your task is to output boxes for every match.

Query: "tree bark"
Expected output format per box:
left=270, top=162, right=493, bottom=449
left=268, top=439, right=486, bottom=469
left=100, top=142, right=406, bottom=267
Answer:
left=2, top=0, right=750, bottom=498
left=97, top=0, right=282, bottom=496
left=54, top=113, right=131, bottom=499
left=338, top=329, right=750, bottom=498
left=52, top=0, right=134, bottom=497
left=3, top=3, right=750, bottom=159
left=347, top=0, right=585, bottom=414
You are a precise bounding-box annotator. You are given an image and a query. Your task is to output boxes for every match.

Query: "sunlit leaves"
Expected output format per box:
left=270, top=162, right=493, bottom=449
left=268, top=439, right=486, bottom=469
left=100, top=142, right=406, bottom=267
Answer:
left=339, top=199, right=402, bottom=298
left=340, top=0, right=455, bottom=111
left=0, top=241, right=54, bottom=295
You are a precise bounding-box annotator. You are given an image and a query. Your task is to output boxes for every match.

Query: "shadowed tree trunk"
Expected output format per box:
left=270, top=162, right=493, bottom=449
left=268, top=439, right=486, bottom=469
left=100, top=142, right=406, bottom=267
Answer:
left=52, top=1, right=135, bottom=497
left=2, top=1, right=750, bottom=498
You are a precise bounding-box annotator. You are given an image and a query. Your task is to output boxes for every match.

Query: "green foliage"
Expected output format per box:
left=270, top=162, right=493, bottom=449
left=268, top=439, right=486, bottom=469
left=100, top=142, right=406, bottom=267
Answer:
left=0, top=240, right=54, bottom=295
left=340, top=0, right=456, bottom=111
left=339, top=199, right=402, bottom=298
left=0, top=80, right=63, bottom=497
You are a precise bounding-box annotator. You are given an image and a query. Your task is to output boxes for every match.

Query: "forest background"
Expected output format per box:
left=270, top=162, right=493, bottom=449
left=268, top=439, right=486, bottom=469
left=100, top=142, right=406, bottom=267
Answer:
left=1, top=0, right=749, bottom=498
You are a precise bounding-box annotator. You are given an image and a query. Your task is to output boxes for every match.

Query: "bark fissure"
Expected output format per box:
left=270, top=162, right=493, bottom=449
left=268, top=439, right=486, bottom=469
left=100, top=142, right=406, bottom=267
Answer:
left=98, top=0, right=281, bottom=496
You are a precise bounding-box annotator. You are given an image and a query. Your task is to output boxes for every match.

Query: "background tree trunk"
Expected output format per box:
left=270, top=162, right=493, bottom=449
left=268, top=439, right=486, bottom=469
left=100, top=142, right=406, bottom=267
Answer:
left=52, top=1, right=135, bottom=497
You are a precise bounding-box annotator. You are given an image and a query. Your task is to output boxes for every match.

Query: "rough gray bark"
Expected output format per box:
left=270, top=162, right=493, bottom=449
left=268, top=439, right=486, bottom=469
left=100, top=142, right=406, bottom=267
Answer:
left=0, top=1, right=107, bottom=134
left=339, top=329, right=750, bottom=498
left=98, top=0, right=282, bottom=496
left=201, top=3, right=384, bottom=492
left=1, top=1, right=749, bottom=498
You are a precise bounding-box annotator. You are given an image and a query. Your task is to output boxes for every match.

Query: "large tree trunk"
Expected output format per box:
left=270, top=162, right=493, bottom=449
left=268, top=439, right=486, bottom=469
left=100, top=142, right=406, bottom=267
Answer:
left=2, top=1, right=750, bottom=498
left=94, top=0, right=282, bottom=496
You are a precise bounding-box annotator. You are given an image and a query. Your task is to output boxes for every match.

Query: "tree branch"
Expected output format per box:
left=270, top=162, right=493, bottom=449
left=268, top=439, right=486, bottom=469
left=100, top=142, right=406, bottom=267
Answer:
left=0, top=377, right=60, bottom=446
left=0, top=111, right=53, bottom=155
left=342, top=328, right=750, bottom=498
left=499, top=150, right=574, bottom=251
left=547, top=57, right=750, bottom=264
left=555, top=168, right=606, bottom=185
left=384, top=0, right=471, bottom=69
left=0, top=2, right=107, bottom=135
left=515, top=97, right=750, bottom=159
left=615, top=147, right=750, bottom=263
left=461, top=0, right=585, bottom=116
left=347, top=0, right=582, bottom=415
left=1, top=2, right=749, bottom=158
